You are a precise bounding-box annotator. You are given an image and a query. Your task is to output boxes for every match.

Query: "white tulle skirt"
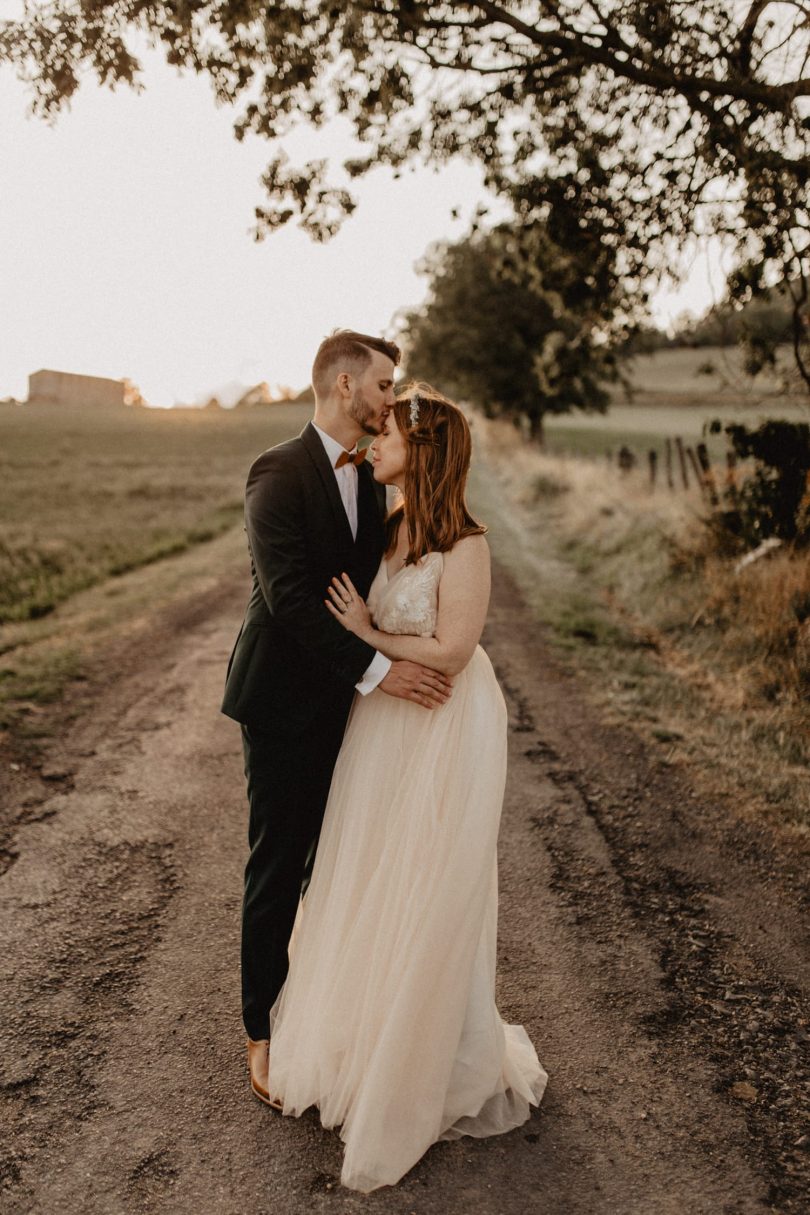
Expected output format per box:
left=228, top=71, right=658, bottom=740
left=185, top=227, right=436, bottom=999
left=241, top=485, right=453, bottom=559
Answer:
left=267, top=646, right=548, bottom=1192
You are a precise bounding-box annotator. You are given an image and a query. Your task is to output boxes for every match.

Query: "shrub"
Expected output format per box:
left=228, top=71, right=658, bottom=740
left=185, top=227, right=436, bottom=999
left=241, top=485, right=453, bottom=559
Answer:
left=707, top=419, right=810, bottom=547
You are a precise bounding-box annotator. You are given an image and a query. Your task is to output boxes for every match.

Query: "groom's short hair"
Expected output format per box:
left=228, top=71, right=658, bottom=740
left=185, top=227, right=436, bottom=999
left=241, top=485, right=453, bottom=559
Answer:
left=312, top=330, right=401, bottom=398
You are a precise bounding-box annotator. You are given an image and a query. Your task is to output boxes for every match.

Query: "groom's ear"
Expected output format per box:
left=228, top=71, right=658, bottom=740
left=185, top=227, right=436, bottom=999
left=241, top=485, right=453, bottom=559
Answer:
left=336, top=371, right=352, bottom=399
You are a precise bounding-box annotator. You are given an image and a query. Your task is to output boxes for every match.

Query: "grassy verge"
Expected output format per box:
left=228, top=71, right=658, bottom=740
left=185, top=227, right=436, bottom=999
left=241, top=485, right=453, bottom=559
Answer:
left=0, top=525, right=250, bottom=753
left=0, top=401, right=311, bottom=750
left=544, top=400, right=809, bottom=461
left=544, top=345, right=807, bottom=462
left=0, top=401, right=309, bottom=622
left=470, top=414, right=810, bottom=832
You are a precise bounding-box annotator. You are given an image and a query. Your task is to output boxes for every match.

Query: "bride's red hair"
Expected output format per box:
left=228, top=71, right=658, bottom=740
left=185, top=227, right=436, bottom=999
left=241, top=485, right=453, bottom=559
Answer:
left=385, top=382, right=487, bottom=563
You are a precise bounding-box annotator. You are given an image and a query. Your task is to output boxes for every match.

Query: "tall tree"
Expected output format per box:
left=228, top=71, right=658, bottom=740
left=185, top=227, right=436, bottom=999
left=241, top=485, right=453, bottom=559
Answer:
left=3, top=2, right=808, bottom=382
left=402, top=220, right=629, bottom=440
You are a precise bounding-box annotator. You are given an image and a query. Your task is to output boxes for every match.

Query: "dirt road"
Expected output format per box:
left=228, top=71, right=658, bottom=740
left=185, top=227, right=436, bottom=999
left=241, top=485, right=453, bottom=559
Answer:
left=1, top=551, right=807, bottom=1214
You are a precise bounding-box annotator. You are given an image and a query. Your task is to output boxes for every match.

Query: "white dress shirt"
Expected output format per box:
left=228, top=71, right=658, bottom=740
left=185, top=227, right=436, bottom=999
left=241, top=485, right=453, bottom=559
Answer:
left=311, top=424, right=391, bottom=695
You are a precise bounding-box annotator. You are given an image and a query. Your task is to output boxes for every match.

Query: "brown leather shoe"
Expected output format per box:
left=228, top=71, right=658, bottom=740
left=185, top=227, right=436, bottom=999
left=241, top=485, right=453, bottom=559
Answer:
left=247, top=1037, right=283, bottom=1111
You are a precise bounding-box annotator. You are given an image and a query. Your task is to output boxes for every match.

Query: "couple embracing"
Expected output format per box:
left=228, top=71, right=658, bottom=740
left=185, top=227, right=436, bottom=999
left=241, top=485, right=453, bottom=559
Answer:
left=221, top=330, right=547, bottom=1193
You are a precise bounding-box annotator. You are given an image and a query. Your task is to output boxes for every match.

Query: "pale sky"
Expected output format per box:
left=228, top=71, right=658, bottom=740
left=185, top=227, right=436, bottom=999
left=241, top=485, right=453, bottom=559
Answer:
left=0, top=20, right=722, bottom=407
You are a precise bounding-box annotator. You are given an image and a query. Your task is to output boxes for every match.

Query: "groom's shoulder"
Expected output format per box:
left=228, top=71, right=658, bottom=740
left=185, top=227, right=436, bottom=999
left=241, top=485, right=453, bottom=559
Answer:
left=247, top=432, right=307, bottom=480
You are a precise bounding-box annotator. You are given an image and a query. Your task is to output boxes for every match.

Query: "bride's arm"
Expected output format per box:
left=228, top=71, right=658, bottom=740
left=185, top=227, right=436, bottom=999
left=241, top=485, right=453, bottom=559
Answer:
left=327, top=534, right=491, bottom=677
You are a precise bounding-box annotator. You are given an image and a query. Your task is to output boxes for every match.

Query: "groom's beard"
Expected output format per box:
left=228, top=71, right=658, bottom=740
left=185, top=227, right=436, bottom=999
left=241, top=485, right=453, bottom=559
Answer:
left=349, top=387, right=384, bottom=436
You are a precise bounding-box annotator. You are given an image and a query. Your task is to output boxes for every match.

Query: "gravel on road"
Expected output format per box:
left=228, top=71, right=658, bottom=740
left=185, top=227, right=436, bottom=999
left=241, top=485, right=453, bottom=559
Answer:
left=0, top=554, right=807, bottom=1214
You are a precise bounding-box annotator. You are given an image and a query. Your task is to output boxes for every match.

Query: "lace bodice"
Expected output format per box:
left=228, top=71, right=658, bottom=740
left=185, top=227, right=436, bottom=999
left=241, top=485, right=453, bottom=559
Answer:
left=366, top=551, right=444, bottom=637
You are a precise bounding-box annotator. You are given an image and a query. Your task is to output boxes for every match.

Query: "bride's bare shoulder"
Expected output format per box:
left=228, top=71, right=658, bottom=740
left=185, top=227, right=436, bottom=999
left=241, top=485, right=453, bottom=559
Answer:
left=444, top=533, right=490, bottom=570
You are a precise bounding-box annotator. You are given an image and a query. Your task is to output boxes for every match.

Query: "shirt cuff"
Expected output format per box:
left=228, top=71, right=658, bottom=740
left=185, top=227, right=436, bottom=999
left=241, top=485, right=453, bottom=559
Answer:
left=355, top=650, right=391, bottom=695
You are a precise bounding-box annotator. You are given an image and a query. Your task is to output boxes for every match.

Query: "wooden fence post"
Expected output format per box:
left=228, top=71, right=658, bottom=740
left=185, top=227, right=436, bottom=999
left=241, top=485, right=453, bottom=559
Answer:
left=665, top=438, right=675, bottom=490
left=725, top=449, right=739, bottom=504
left=618, top=446, right=635, bottom=474
left=686, top=446, right=703, bottom=497
left=648, top=448, right=658, bottom=489
left=675, top=436, right=690, bottom=489
left=696, top=442, right=719, bottom=506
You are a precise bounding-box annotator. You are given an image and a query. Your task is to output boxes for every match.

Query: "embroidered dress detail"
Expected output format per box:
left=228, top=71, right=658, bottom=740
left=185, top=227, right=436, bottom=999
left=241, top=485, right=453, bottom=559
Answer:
left=366, top=550, right=443, bottom=637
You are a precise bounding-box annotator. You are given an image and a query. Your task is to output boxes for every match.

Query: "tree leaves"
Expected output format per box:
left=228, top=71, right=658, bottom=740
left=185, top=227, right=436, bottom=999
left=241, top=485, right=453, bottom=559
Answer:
left=401, top=220, right=633, bottom=438
left=3, top=2, right=808, bottom=381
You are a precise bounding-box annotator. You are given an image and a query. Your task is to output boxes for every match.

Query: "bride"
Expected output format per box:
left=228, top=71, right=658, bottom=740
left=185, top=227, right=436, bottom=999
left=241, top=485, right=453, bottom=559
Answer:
left=266, top=384, right=548, bottom=1192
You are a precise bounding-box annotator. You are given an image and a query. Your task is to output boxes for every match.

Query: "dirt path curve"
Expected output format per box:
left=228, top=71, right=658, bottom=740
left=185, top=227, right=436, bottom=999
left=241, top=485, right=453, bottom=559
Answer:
left=1, top=553, right=807, bottom=1215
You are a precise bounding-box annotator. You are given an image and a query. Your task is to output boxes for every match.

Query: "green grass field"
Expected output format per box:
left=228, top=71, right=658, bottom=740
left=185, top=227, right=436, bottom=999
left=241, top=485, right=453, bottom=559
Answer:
left=543, top=403, right=807, bottom=460
left=1, top=374, right=808, bottom=801
left=2, top=356, right=805, bottom=625
left=616, top=344, right=799, bottom=397
left=544, top=346, right=808, bottom=460
left=0, top=401, right=310, bottom=624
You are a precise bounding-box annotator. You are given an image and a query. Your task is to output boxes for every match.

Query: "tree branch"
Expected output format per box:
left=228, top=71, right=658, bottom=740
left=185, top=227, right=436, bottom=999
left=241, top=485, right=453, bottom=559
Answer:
left=471, top=0, right=810, bottom=105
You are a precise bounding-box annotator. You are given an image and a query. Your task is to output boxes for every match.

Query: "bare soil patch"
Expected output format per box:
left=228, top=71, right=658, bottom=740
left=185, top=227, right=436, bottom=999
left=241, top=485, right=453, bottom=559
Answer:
left=0, top=542, right=806, bottom=1213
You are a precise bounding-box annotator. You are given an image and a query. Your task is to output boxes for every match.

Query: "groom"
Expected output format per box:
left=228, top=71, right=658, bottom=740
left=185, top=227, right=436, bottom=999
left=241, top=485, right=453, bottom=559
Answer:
left=221, top=330, right=452, bottom=1105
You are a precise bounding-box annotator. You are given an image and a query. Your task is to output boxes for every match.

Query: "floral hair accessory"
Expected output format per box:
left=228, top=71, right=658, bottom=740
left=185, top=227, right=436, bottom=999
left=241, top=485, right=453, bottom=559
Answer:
left=409, top=394, right=422, bottom=428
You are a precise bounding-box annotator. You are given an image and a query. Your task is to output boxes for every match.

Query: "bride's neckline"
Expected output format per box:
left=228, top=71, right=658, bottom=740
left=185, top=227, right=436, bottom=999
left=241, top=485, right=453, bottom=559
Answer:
left=383, top=550, right=438, bottom=582
left=384, top=556, right=407, bottom=581
left=385, top=519, right=407, bottom=581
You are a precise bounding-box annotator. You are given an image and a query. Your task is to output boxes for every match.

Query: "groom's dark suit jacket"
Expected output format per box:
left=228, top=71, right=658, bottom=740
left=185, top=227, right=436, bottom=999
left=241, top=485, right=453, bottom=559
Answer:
left=221, top=422, right=387, bottom=734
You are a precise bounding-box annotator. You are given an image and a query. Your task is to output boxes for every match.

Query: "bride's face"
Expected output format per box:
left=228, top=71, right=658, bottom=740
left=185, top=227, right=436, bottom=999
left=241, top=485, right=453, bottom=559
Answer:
left=370, top=411, right=407, bottom=488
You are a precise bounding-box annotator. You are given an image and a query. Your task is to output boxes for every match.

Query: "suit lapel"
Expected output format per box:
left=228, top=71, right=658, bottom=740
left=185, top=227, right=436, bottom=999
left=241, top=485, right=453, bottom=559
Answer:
left=356, top=462, right=385, bottom=549
left=300, top=422, right=355, bottom=550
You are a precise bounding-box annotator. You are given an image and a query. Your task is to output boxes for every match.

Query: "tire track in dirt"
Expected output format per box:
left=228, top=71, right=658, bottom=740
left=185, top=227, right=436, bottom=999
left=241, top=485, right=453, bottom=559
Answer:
left=0, top=552, right=805, bottom=1213
left=488, top=561, right=809, bottom=1214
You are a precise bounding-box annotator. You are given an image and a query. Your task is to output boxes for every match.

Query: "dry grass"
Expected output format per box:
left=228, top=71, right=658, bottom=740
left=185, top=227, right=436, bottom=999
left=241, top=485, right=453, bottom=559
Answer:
left=0, top=525, right=249, bottom=749
left=468, top=412, right=810, bottom=830
left=3, top=397, right=808, bottom=825
left=699, top=550, right=810, bottom=707
left=0, top=400, right=310, bottom=738
left=0, top=401, right=309, bottom=623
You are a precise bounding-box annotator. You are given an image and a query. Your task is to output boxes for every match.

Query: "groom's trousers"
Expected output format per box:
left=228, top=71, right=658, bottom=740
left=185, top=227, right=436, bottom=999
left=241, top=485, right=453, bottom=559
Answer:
left=240, top=706, right=349, bottom=1041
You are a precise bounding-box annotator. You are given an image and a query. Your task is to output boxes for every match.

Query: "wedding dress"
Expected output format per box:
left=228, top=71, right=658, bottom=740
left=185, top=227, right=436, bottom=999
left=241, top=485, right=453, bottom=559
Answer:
left=267, top=551, right=548, bottom=1192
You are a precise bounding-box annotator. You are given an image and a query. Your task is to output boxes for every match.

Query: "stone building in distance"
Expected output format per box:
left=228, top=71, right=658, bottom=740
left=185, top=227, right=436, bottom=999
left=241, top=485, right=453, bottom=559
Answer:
left=27, top=369, right=146, bottom=408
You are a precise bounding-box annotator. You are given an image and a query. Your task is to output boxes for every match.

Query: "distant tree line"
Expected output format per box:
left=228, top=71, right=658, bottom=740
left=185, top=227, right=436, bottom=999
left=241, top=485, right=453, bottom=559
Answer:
left=401, top=219, right=634, bottom=443
left=627, top=288, right=798, bottom=364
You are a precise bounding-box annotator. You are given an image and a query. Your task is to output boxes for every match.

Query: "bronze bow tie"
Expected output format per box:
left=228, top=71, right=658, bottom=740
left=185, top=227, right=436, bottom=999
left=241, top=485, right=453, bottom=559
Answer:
left=335, top=449, right=366, bottom=469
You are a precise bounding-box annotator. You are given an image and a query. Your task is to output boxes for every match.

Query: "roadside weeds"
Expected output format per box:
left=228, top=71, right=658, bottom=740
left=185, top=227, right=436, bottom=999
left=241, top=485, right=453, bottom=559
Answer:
left=470, top=415, right=810, bottom=835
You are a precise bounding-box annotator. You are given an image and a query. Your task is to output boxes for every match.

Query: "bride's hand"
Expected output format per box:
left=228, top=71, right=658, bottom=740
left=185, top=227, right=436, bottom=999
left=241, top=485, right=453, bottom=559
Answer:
left=325, top=573, right=373, bottom=639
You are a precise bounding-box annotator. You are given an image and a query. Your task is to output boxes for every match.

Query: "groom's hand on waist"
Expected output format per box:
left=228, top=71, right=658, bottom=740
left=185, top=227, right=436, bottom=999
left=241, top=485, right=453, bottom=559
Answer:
left=379, top=662, right=452, bottom=709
